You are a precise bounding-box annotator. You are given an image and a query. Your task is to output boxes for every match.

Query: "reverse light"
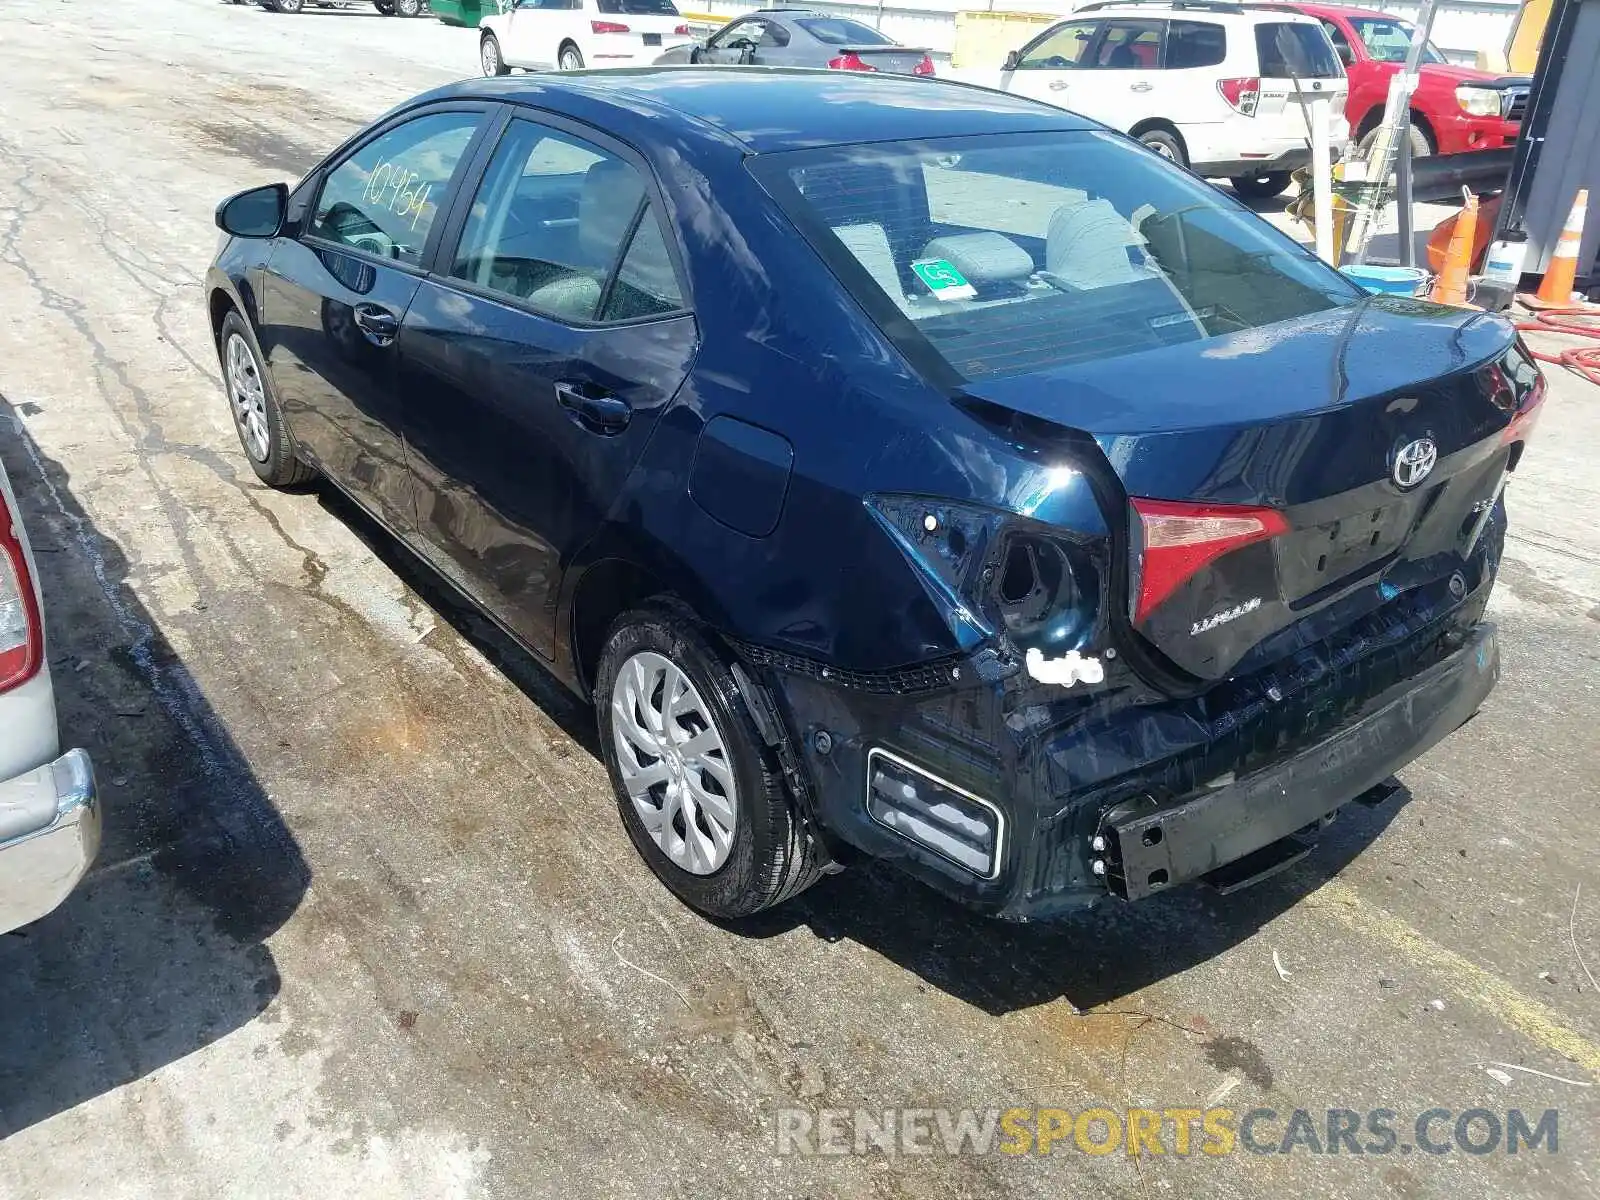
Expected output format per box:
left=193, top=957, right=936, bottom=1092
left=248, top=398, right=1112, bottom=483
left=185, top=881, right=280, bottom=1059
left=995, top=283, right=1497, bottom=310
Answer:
left=1457, top=86, right=1501, bottom=117
left=591, top=19, right=630, bottom=33
left=1131, top=498, right=1288, bottom=625
left=827, top=52, right=877, bottom=72
left=912, top=54, right=935, bottom=76
left=1218, top=77, right=1260, bottom=116
left=0, top=490, right=44, bottom=694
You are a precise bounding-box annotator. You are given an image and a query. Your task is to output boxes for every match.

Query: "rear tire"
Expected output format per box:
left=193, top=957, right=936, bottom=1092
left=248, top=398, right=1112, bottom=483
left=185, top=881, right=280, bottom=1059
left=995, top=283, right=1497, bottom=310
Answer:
left=374, top=0, right=395, bottom=13
left=264, top=0, right=305, bottom=12
left=1137, top=128, right=1188, bottom=168
left=1230, top=171, right=1293, bottom=200
left=558, top=43, right=584, bottom=70
left=218, top=310, right=315, bottom=489
left=596, top=608, right=826, bottom=919
left=481, top=32, right=509, bottom=76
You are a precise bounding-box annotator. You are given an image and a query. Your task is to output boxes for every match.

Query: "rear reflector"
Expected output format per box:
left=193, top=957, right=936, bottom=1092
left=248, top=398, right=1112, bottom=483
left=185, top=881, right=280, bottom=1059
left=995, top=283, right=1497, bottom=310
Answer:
left=1218, top=76, right=1260, bottom=116
left=827, top=52, right=877, bottom=72
left=0, top=491, right=43, bottom=694
left=866, top=748, right=1001, bottom=879
left=590, top=19, right=630, bottom=33
left=1131, top=498, right=1288, bottom=624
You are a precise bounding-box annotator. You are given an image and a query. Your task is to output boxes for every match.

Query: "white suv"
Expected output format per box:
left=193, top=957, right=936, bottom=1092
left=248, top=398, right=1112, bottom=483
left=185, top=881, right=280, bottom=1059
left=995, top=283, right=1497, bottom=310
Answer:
left=985, top=0, right=1349, bottom=198
left=479, top=0, right=693, bottom=75
left=0, top=448, right=99, bottom=934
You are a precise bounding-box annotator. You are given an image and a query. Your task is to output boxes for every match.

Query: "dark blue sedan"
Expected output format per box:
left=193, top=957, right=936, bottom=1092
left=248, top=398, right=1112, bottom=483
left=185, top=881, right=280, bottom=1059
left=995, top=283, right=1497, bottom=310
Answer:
left=206, top=69, right=1542, bottom=921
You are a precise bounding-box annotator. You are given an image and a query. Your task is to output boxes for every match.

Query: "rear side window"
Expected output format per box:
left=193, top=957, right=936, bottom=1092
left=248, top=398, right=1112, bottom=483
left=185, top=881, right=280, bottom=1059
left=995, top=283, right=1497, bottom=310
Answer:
left=310, top=112, right=481, bottom=265
left=1254, top=22, right=1342, bottom=78
left=1166, top=20, right=1225, bottom=69
left=448, top=119, right=681, bottom=323
left=754, top=130, right=1357, bottom=381
left=795, top=17, right=893, bottom=45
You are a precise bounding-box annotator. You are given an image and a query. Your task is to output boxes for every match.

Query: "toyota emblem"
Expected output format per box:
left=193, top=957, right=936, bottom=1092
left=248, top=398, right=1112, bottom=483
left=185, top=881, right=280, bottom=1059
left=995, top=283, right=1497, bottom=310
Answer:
left=1393, top=438, right=1438, bottom=489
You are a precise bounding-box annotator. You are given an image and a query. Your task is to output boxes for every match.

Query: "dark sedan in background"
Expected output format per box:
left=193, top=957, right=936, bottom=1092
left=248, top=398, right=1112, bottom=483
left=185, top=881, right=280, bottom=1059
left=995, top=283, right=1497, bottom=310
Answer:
left=658, top=7, right=935, bottom=74
left=206, top=69, right=1541, bottom=923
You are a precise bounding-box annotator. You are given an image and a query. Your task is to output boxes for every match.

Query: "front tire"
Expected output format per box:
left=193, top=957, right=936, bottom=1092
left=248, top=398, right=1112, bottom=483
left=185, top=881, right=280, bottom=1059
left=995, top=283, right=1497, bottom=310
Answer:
left=481, top=33, right=509, bottom=76
left=1137, top=128, right=1187, bottom=168
left=1230, top=171, right=1293, bottom=200
left=264, top=0, right=305, bottom=12
left=596, top=608, right=825, bottom=919
left=558, top=43, right=584, bottom=70
left=218, top=310, right=315, bottom=488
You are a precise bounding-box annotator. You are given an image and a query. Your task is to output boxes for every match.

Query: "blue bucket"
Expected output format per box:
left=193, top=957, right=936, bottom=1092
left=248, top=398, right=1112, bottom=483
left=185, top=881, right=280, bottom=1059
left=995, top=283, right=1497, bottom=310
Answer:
left=1341, top=264, right=1429, bottom=296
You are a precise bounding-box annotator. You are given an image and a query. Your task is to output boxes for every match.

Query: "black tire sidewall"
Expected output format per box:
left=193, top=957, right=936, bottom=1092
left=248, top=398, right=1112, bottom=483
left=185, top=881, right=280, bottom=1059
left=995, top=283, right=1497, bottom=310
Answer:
left=1139, top=130, right=1187, bottom=168
left=1231, top=171, right=1292, bottom=199
left=482, top=34, right=504, bottom=75
left=219, top=310, right=305, bottom=487
left=596, top=611, right=788, bottom=919
left=560, top=45, right=583, bottom=69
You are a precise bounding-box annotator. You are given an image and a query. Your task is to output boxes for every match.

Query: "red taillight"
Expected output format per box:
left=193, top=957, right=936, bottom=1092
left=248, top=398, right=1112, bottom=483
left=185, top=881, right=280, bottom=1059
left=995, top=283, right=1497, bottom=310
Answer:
left=913, top=54, right=935, bottom=76
left=591, top=19, right=630, bottom=33
left=673, top=22, right=690, bottom=34
left=1217, top=76, right=1261, bottom=116
left=1504, top=372, right=1547, bottom=444
left=827, top=52, right=877, bottom=72
left=1130, top=498, right=1288, bottom=625
left=0, top=492, right=44, bottom=694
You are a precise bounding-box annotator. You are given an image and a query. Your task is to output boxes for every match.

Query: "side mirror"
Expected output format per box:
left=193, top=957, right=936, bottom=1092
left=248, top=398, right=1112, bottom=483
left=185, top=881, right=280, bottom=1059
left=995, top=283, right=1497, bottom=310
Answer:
left=1002, top=49, right=1021, bottom=71
left=215, top=183, right=288, bottom=239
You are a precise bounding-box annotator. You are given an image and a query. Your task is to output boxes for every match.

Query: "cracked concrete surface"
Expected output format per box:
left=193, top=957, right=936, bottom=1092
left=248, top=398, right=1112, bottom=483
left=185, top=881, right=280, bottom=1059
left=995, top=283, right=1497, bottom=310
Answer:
left=0, top=2, right=1597, bottom=1197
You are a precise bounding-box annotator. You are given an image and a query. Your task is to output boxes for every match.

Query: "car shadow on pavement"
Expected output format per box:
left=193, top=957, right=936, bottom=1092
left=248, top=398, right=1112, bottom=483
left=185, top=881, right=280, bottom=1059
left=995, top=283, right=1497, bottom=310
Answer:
left=749, top=788, right=1411, bottom=1014
left=0, top=398, right=309, bottom=1138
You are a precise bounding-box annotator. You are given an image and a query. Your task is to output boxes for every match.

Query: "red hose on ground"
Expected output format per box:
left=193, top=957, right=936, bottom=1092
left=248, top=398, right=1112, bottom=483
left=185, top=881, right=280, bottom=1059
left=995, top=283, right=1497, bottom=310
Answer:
left=1515, top=295, right=1600, bottom=387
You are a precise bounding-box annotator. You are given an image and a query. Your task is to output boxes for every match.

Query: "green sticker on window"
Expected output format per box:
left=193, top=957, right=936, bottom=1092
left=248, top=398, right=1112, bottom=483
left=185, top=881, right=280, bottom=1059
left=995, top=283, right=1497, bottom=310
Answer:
left=912, top=258, right=977, bottom=301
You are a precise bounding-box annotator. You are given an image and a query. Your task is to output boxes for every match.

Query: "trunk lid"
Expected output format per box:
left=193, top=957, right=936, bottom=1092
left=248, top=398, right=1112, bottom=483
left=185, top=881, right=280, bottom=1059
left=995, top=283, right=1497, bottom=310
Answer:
left=957, top=299, right=1536, bottom=681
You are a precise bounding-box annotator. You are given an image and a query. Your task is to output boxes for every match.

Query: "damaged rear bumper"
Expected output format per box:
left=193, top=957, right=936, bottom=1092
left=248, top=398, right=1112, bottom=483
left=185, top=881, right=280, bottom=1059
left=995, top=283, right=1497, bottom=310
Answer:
left=1100, top=623, right=1497, bottom=902
left=748, top=573, right=1499, bottom=921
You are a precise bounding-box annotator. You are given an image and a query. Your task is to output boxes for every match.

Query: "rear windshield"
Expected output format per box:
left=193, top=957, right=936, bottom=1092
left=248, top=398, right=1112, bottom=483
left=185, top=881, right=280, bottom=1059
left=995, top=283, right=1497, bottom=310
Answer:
left=751, top=130, right=1358, bottom=383
left=795, top=17, right=894, bottom=45
left=1255, top=22, right=1343, bottom=78
left=596, top=0, right=678, bottom=12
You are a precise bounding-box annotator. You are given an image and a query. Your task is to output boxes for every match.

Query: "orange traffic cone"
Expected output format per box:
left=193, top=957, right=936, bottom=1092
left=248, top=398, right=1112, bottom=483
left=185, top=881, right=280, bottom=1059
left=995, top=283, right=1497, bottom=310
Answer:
left=1429, top=192, right=1479, bottom=306
left=1535, top=188, right=1589, bottom=305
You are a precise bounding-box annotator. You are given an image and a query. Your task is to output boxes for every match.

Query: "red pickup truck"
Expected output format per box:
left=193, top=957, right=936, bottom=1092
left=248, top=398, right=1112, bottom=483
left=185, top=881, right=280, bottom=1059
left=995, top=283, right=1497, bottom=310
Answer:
left=1272, top=3, right=1529, bottom=157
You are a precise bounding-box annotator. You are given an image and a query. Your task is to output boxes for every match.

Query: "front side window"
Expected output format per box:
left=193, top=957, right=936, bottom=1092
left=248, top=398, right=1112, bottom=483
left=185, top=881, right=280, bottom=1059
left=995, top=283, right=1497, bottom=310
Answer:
left=1254, top=22, right=1344, bottom=78
left=795, top=17, right=892, bottom=46
left=710, top=19, right=763, bottom=48
left=1348, top=17, right=1447, bottom=64
left=310, top=112, right=481, bottom=265
left=1095, top=22, right=1161, bottom=69
left=448, top=119, right=681, bottom=323
left=754, top=131, right=1358, bottom=382
left=1018, top=21, right=1097, bottom=69
left=1319, top=19, right=1356, bottom=66
left=1166, top=20, right=1225, bottom=69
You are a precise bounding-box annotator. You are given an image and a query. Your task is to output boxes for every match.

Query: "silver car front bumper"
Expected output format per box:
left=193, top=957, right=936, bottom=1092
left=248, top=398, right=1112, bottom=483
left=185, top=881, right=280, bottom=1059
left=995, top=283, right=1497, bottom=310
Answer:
left=0, top=748, right=100, bottom=933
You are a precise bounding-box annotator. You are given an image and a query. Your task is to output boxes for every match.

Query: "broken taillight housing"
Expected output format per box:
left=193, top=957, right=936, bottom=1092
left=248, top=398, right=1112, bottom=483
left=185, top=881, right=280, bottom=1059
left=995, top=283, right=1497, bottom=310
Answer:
left=1130, top=498, right=1287, bottom=625
left=1217, top=77, right=1260, bottom=116
left=866, top=495, right=1098, bottom=655
left=0, top=490, right=44, bottom=694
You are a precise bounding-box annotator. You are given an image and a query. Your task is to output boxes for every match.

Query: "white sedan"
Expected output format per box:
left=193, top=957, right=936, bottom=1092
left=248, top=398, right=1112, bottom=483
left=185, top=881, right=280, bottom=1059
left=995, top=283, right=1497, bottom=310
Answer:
left=0, top=445, right=99, bottom=934
left=478, top=0, right=693, bottom=75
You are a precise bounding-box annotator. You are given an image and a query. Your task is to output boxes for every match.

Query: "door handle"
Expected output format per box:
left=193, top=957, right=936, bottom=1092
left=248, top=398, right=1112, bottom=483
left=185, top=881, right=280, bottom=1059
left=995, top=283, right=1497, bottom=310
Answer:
left=554, top=381, right=632, bottom=434
left=1048, top=80, right=1070, bottom=91
left=353, top=303, right=399, bottom=347
left=1130, top=82, right=1153, bottom=92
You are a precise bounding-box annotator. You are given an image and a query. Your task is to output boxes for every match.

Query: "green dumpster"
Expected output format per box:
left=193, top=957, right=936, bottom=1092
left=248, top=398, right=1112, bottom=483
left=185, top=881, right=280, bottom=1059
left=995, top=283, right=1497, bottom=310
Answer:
left=431, top=0, right=507, bottom=27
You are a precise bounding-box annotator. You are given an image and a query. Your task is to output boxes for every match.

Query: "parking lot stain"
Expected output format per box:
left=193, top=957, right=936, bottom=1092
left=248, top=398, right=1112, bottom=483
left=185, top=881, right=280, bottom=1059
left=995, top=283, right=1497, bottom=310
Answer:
left=1202, top=1035, right=1275, bottom=1090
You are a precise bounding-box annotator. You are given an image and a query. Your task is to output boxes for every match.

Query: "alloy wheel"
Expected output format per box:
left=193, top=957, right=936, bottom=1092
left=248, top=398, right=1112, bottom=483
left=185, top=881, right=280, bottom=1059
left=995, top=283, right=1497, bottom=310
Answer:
left=481, top=37, right=500, bottom=76
left=225, top=333, right=271, bottom=463
left=610, top=650, right=738, bottom=875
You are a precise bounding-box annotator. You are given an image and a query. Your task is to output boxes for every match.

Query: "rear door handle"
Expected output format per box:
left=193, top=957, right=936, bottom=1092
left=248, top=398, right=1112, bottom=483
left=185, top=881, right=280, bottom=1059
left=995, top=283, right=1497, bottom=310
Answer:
left=1130, top=82, right=1153, bottom=92
left=554, top=381, right=632, bottom=434
left=353, top=303, right=399, bottom=346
